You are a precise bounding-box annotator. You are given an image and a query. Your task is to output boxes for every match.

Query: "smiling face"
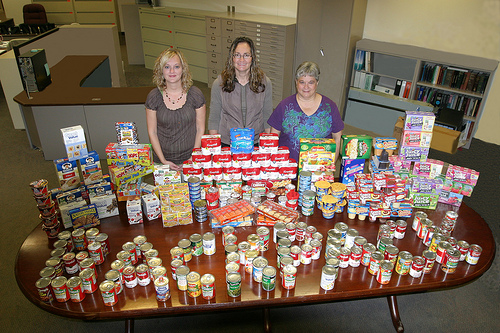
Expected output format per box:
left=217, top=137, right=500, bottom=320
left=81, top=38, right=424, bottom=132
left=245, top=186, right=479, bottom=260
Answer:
left=162, top=54, right=183, bottom=84
left=232, top=42, right=252, bottom=76
left=296, top=75, right=318, bottom=100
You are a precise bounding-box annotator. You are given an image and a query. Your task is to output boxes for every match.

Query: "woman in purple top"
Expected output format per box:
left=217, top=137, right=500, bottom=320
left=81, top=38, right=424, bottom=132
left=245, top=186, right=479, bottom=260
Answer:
left=267, top=61, right=344, bottom=162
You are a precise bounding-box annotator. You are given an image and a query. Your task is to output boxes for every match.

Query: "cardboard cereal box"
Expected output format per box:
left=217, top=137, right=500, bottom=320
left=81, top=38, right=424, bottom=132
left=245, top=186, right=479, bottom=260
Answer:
left=79, top=150, right=103, bottom=185
left=60, top=125, right=88, bottom=161
left=54, top=158, right=81, bottom=191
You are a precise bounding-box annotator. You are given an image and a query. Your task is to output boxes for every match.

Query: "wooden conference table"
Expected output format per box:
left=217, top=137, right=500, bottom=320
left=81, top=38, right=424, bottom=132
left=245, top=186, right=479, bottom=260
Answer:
left=15, top=201, right=495, bottom=332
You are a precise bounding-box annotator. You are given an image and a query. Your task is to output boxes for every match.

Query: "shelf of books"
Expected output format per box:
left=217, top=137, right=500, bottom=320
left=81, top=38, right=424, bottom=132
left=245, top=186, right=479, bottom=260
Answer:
left=348, top=39, right=498, bottom=149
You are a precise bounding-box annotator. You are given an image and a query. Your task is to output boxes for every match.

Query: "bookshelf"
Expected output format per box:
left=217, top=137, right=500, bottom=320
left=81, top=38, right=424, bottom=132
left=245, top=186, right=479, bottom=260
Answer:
left=348, top=39, right=498, bottom=149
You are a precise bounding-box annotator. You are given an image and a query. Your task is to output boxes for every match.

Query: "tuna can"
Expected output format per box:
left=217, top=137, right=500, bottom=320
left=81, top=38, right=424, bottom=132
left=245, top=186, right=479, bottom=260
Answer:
left=384, top=245, right=400, bottom=264
left=51, top=276, right=69, bottom=302
left=170, top=258, right=183, bottom=280
left=409, top=256, right=425, bottom=278
left=63, top=252, right=79, bottom=275
left=103, top=270, right=120, bottom=293
left=273, top=222, right=286, bottom=243
left=227, top=272, right=242, bottom=297
left=349, top=246, right=363, bottom=267
left=99, top=280, right=117, bottom=306
left=151, top=266, right=167, bottom=281
left=361, top=243, right=376, bottom=267
left=422, top=250, right=437, bottom=274
left=221, top=226, right=235, bottom=246
left=189, top=233, right=203, bottom=257
left=133, top=235, right=147, bottom=260
left=256, top=226, right=270, bottom=251
left=394, top=220, right=407, bottom=239
left=79, top=268, right=98, bottom=293
left=300, top=244, right=313, bottom=265
left=252, top=256, right=269, bottom=283
left=338, top=247, right=351, bottom=268
left=201, top=273, right=216, bottom=300
left=87, top=241, right=104, bottom=265
left=67, top=276, right=86, bottom=302
left=442, top=248, right=461, bottom=274
left=136, top=264, right=151, bottom=286
left=203, top=232, right=216, bottom=255
left=170, top=246, right=184, bottom=261
left=436, top=241, right=452, bottom=264
left=465, top=244, right=482, bottom=265
left=193, top=200, right=208, bottom=223
left=262, top=266, right=277, bottom=291
left=95, top=233, right=110, bottom=256
left=123, top=265, right=138, bottom=288
left=245, top=250, right=259, bottom=274
left=281, top=264, right=297, bottom=290
left=178, top=239, right=192, bottom=263
left=154, top=276, right=170, bottom=301
left=122, top=242, right=138, bottom=265
left=395, top=251, right=413, bottom=275
left=368, top=251, right=384, bottom=275
left=285, top=223, right=296, bottom=242
left=295, top=221, right=307, bottom=242
left=187, top=271, right=202, bottom=297
left=85, top=228, right=100, bottom=244
left=344, top=229, right=359, bottom=249
left=247, top=234, right=260, bottom=251
left=457, top=240, right=470, bottom=261
left=412, top=211, right=427, bottom=232
left=376, top=260, right=394, bottom=284
left=72, top=228, right=87, bottom=251
left=35, top=277, right=53, bottom=302
left=310, top=239, right=322, bottom=260
left=46, top=257, right=64, bottom=277
left=290, top=245, right=301, bottom=266
left=320, top=265, right=337, bottom=291
left=176, top=265, right=190, bottom=291
left=238, top=241, right=251, bottom=265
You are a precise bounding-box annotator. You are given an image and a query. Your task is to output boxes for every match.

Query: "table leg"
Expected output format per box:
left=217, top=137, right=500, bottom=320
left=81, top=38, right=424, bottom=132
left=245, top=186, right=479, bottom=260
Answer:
left=387, top=295, right=404, bottom=333
left=263, top=308, right=271, bottom=333
left=125, top=318, right=134, bottom=333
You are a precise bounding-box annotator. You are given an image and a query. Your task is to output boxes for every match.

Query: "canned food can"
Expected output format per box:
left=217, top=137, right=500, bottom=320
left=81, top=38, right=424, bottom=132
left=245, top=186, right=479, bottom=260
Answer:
left=277, top=238, right=292, bottom=249
left=226, top=252, right=240, bottom=266
left=80, top=257, right=96, bottom=275
left=105, top=269, right=123, bottom=294
left=262, top=266, right=276, bottom=291
left=178, top=239, right=192, bottom=263
left=241, top=185, right=252, bottom=201
left=320, top=265, right=337, bottom=291
left=187, top=271, right=202, bottom=297
left=170, top=258, right=183, bottom=280
left=465, top=244, right=482, bottom=265
left=225, top=244, right=238, bottom=255
left=53, top=240, right=68, bottom=253
left=417, top=218, right=433, bottom=240
left=409, top=256, right=425, bottom=278
left=176, top=266, right=190, bottom=291
left=95, top=233, right=110, bottom=256
left=85, top=228, right=100, bottom=244
left=295, top=222, right=307, bottom=242
left=225, top=234, right=238, bottom=246
left=133, top=235, right=147, bottom=259
left=290, top=245, right=301, bottom=267
left=429, top=233, right=445, bottom=253
left=304, top=226, right=317, bottom=244
left=75, top=251, right=89, bottom=264
left=252, top=256, right=269, bottom=283
left=151, top=266, right=167, bottom=281
left=436, top=241, right=452, bottom=264
left=412, top=211, right=427, bottom=231
left=285, top=223, right=296, bottom=242
left=384, top=245, right=400, bottom=264
left=327, top=228, right=342, bottom=242
left=334, top=222, right=349, bottom=243
left=445, top=210, right=459, bottom=222
left=154, top=276, right=170, bottom=301
left=238, top=241, right=251, bottom=265
left=395, top=251, right=413, bottom=275
left=325, top=257, right=340, bottom=269
left=203, top=232, right=216, bottom=255
left=353, top=235, right=367, bottom=249
left=201, top=274, right=216, bottom=300
left=170, top=246, right=184, bottom=261
left=281, top=265, right=297, bottom=290
left=394, top=220, right=407, bottom=239
left=63, top=252, right=79, bottom=275
left=88, top=241, right=104, bottom=265
left=310, top=239, right=322, bottom=260
left=79, top=268, right=98, bottom=293
left=227, top=272, right=242, bottom=297
left=349, top=246, right=363, bottom=267
left=344, top=229, right=359, bottom=249
left=247, top=233, right=260, bottom=251
left=222, top=226, right=235, bottom=246
left=368, top=251, right=384, bottom=275
left=136, top=264, right=151, bottom=286
left=422, top=250, right=437, bottom=274
left=225, top=262, right=240, bottom=276
left=67, top=276, right=86, bottom=302
left=189, top=234, right=203, bottom=257
left=256, top=226, right=270, bottom=251
left=58, top=230, right=75, bottom=252
left=100, top=280, right=117, bottom=306
left=40, top=266, right=56, bottom=280
left=361, top=243, right=376, bottom=266
left=273, top=222, right=286, bottom=243
left=442, top=248, right=461, bottom=274
left=377, top=236, right=393, bottom=253
left=72, top=228, right=87, bottom=251
left=140, top=242, right=154, bottom=263
left=338, top=247, right=351, bottom=268
left=457, top=240, right=470, bottom=261
left=245, top=250, right=259, bottom=274
left=300, top=244, right=313, bottom=265
left=376, top=260, right=394, bottom=284
left=110, top=260, right=125, bottom=283
left=46, top=257, right=64, bottom=277
left=122, top=242, right=138, bottom=265
left=35, top=277, right=53, bottom=302
left=423, top=226, right=437, bottom=247
left=51, top=276, right=69, bottom=302
left=123, top=265, right=138, bottom=288
left=148, top=257, right=163, bottom=275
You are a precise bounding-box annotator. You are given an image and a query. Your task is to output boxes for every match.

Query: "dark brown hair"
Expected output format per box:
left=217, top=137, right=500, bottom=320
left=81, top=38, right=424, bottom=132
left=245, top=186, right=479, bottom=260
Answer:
left=220, top=36, right=266, bottom=93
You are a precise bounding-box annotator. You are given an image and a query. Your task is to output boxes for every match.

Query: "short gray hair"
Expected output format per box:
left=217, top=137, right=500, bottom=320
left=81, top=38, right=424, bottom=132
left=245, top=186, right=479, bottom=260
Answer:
left=295, top=61, right=320, bottom=81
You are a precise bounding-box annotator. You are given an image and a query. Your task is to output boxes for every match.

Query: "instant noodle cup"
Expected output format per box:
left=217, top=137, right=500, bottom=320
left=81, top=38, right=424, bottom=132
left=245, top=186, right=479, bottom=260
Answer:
left=34, top=191, right=52, bottom=206
left=42, top=221, right=61, bottom=238
left=30, top=179, right=49, bottom=197
left=38, top=201, right=56, bottom=217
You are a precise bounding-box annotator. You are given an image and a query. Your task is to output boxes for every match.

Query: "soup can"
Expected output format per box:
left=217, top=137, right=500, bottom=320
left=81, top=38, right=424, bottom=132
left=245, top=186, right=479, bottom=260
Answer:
left=63, top=252, right=79, bottom=275
left=186, top=271, right=202, bottom=298
left=151, top=266, right=167, bottom=281
left=300, top=244, right=313, bottom=265
left=262, top=266, right=276, bottom=291
left=85, top=228, right=100, bottom=244
left=58, top=230, right=75, bottom=252
left=176, top=265, right=190, bottom=291
left=80, top=258, right=96, bottom=275
left=136, top=264, right=151, bottom=286
left=412, top=211, right=427, bottom=231
left=320, top=265, right=337, bottom=291
left=122, top=242, right=138, bottom=265
left=117, top=250, right=132, bottom=267
left=338, top=247, right=351, bottom=269
left=35, top=277, right=53, bottom=302
left=245, top=250, right=259, bottom=274
left=247, top=234, right=260, bottom=251
left=457, top=240, right=470, bottom=261
left=67, top=276, right=86, bottom=302
left=72, top=229, right=87, bottom=251
left=88, top=241, right=104, bottom=265
left=252, top=256, right=268, bottom=283
left=368, top=251, right=384, bottom=275
left=409, top=256, right=425, bottom=278
left=178, top=239, right=192, bottom=263
left=256, top=226, right=270, bottom=251
left=384, top=245, right=399, bottom=264
left=442, top=248, right=461, bottom=274
left=79, top=268, right=98, bottom=293
left=422, top=250, right=437, bottom=274
left=361, top=243, right=376, bottom=267
left=123, top=265, right=138, bottom=288
left=465, top=244, right=482, bottom=265
left=376, top=260, right=394, bottom=284
left=295, top=222, right=307, bottom=242
left=154, top=276, right=171, bottom=301
left=395, top=251, right=413, bottom=275
left=189, top=234, right=203, bottom=257
left=227, top=272, right=242, bottom=297
left=203, top=232, right=216, bottom=255
left=201, top=274, right=216, bottom=300
left=170, top=258, right=183, bottom=280
left=238, top=241, right=250, bottom=265
left=281, top=265, right=297, bottom=290
left=51, top=276, right=69, bottom=302
left=349, top=246, right=363, bottom=268
left=133, top=235, right=147, bottom=260
left=170, top=246, right=184, bottom=261
left=290, top=245, right=301, bottom=267
left=100, top=280, right=117, bottom=306
left=105, top=270, right=123, bottom=294
left=46, top=257, right=64, bottom=277
left=95, top=233, right=110, bottom=256
left=394, top=220, right=407, bottom=239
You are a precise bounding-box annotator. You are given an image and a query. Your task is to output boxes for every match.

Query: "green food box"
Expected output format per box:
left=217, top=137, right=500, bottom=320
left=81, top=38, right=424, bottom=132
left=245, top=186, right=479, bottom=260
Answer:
left=341, top=135, right=373, bottom=159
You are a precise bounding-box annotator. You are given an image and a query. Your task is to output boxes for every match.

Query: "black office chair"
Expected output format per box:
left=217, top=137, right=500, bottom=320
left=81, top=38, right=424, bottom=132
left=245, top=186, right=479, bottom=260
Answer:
left=23, top=4, right=48, bottom=25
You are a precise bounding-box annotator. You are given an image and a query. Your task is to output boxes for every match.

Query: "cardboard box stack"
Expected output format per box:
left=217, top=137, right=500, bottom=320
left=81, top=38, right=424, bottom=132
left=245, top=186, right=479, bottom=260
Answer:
left=339, top=135, right=373, bottom=186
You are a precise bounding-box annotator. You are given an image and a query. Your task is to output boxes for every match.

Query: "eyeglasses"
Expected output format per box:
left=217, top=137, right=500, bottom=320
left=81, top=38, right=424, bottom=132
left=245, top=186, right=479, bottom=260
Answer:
left=233, top=53, right=252, bottom=59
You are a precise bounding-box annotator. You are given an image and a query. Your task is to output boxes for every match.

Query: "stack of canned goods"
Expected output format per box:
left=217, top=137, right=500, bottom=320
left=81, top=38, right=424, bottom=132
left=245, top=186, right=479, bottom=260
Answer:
left=187, top=176, right=202, bottom=204
left=193, top=200, right=208, bottom=223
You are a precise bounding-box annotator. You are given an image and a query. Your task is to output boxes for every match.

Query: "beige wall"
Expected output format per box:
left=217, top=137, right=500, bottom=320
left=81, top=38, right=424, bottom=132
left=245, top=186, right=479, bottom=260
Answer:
left=363, top=0, right=500, bottom=145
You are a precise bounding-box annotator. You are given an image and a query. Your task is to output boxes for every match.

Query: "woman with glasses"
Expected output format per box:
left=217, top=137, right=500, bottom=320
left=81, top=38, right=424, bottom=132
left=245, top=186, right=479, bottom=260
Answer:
left=267, top=61, right=344, bottom=163
left=145, top=49, right=206, bottom=171
left=208, top=36, right=272, bottom=146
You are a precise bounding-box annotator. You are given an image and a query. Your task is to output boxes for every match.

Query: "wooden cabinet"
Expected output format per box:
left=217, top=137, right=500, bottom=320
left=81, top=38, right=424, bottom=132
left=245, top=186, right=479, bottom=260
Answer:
left=347, top=39, right=498, bottom=148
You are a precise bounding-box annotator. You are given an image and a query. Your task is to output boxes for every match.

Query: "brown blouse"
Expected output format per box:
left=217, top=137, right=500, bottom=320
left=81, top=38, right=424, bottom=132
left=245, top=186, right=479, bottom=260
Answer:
left=145, top=86, right=205, bottom=164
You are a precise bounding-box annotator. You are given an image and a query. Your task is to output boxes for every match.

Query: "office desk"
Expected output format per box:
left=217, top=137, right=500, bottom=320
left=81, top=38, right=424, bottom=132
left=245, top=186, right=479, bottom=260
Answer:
left=14, top=55, right=153, bottom=160
left=15, top=201, right=495, bottom=332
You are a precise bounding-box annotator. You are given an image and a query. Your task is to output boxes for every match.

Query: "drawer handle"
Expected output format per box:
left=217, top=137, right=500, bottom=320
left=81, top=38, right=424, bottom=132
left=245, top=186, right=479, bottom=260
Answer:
left=210, top=44, right=216, bottom=47
left=210, top=26, right=217, bottom=29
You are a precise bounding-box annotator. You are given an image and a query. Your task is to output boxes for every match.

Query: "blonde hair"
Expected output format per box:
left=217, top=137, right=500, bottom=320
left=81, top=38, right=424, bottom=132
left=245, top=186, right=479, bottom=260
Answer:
left=152, top=49, right=193, bottom=92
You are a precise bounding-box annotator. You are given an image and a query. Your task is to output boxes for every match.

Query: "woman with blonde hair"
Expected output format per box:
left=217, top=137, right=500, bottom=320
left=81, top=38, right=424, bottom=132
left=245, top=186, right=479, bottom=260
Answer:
left=145, top=49, right=206, bottom=170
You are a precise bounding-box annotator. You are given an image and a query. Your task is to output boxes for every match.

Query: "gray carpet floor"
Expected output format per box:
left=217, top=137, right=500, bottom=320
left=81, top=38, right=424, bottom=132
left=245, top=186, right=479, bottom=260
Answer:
left=0, top=37, right=498, bottom=332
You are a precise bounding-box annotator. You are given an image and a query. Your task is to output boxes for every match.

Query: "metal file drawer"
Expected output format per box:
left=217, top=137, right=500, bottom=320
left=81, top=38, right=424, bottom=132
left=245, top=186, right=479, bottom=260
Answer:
left=175, top=32, right=206, bottom=52
left=206, top=17, right=221, bottom=36
left=206, top=35, right=222, bottom=53
left=206, top=52, right=223, bottom=69
left=175, top=15, right=206, bottom=34
left=139, top=10, right=173, bottom=29
left=141, top=27, right=174, bottom=44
